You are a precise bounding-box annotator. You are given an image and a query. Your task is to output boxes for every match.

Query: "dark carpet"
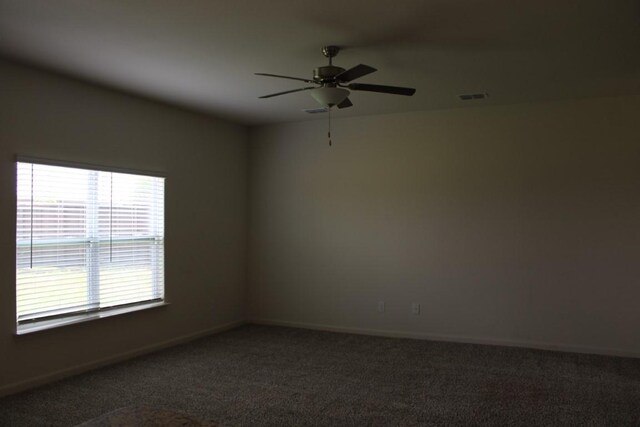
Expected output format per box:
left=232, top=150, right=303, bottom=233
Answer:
left=1, top=324, right=639, bottom=426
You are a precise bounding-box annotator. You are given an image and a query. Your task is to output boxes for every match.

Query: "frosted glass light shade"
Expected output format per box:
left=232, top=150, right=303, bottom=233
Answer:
left=310, top=87, right=350, bottom=107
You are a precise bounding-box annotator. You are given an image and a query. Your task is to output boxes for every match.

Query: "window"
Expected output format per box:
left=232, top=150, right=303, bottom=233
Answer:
left=16, top=159, right=165, bottom=333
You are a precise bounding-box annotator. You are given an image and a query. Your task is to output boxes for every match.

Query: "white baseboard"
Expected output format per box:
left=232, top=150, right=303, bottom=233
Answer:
left=0, top=320, right=245, bottom=398
left=249, top=318, right=640, bottom=359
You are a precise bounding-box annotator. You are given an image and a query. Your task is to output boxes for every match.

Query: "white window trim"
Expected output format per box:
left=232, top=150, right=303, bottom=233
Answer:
left=16, top=301, right=170, bottom=335
left=15, top=156, right=167, bottom=334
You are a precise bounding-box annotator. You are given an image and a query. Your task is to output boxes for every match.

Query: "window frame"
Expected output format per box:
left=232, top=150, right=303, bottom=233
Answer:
left=14, top=156, right=168, bottom=335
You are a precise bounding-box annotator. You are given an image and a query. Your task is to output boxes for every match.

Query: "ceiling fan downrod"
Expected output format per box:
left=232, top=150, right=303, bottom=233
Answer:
left=315, top=46, right=345, bottom=85
left=322, top=45, right=340, bottom=66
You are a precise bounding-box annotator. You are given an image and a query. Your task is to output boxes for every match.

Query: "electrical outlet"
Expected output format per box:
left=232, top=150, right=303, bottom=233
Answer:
left=411, top=302, right=420, bottom=315
left=378, top=301, right=385, bottom=313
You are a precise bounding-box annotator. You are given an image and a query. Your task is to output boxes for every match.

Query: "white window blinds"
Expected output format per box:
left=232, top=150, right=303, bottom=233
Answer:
left=16, top=161, right=165, bottom=326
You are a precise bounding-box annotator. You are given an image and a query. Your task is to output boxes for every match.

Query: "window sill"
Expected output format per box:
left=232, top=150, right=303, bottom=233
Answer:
left=15, top=301, right=169, bottom=335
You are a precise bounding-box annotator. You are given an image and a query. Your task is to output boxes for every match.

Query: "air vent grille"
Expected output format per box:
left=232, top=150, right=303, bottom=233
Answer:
left=303, top=107, right=329, bottom=114
left=458, top=92, right=489, bottom=101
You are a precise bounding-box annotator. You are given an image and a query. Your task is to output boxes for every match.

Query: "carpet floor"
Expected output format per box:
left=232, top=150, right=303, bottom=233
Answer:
left=1, top=324, right=639, bottom=426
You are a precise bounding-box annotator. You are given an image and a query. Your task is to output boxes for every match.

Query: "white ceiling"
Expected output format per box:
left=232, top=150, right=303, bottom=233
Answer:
left=1, top=0, right=639, bottom=126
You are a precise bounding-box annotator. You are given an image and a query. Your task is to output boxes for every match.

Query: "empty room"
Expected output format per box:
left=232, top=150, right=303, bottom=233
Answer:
left=1, top=0, right=639, bottom=425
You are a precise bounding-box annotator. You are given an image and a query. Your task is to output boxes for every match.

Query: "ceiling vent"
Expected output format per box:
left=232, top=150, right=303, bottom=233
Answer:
left=303, top=107, right=329, bottom=114
left=458, top=92, right=489, bottom=101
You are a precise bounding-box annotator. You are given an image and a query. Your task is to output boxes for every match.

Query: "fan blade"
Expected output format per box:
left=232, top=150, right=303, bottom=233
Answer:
left=335, top=64, right=377, bottom=82
left=255, top=73, right=316, bottom=84
left=258, top=86, right=317, bottom=99
left=337, top=97, right=353, bottom=109
left=348, top=83, right=416, bottom=96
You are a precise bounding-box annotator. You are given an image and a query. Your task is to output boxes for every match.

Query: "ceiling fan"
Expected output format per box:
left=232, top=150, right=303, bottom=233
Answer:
left=255, top=46, right=416, bottom=109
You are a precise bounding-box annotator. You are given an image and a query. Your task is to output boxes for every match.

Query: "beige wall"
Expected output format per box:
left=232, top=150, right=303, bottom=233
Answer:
left=0, top=59, right=248, bottom=394
left=248, top=95, right=640, bottom=356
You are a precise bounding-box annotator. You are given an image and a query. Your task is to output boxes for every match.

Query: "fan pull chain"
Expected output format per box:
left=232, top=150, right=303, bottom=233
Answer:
left=328, top=107, right=332, bottom=146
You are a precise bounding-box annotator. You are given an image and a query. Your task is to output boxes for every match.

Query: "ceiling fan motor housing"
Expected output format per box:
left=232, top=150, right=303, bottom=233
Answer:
left=314, top=66, right=345, bottom=84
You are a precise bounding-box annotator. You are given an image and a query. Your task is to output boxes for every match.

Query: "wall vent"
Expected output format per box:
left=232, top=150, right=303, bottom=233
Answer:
left=458, top=92, right=489, bottom=101
left=303, top=107, right=329, bottom=114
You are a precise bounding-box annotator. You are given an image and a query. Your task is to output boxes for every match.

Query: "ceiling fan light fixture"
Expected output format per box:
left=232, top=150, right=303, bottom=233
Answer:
left=310, top=87, right=350, bottom=107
